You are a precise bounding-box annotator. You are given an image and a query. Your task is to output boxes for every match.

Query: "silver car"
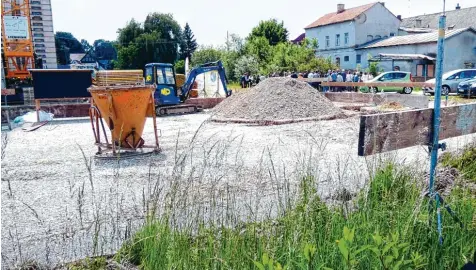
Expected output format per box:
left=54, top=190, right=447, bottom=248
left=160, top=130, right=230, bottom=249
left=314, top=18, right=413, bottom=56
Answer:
left=423, top=69, right=476, bottom=95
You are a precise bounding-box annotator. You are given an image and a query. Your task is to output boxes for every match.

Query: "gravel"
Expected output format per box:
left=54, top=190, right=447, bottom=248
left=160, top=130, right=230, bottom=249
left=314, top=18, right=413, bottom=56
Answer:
left=212, top=78, right=343, bottom=120
left=1, top=113, right=474, bottom=268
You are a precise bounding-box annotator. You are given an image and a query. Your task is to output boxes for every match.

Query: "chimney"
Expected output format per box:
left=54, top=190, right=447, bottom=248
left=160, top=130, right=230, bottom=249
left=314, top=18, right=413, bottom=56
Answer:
left=337, top=4, right=345, bottom=13
left=397, top=15, right=402, bottom=20
left=456, top=3, right=461, bottom=9
left=380, top=2, right=385, bottom=6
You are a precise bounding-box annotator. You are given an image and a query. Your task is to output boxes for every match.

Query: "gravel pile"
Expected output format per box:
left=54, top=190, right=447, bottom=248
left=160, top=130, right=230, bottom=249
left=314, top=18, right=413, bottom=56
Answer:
left=213, top=78, right=343, bottom=121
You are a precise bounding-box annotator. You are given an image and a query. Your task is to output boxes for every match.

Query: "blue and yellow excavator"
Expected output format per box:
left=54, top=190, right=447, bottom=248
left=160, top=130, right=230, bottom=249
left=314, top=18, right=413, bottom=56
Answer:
left=144, top=61, right=232, bottom=116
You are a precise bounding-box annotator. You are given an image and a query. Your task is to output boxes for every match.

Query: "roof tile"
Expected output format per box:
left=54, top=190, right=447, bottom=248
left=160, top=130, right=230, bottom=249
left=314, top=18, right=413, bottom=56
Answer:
left=305, top=2, right=377, bottom=29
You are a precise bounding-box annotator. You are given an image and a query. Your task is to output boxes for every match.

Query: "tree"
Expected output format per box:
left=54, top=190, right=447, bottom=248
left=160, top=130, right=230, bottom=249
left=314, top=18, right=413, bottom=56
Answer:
left=245, top=36, right=272, bottom=68
left=55, top=32, right=84, bottom=65
left=93, top=39, right=117, bottom=60
left=81, top=39, right=92, bottom=52
left=117, top=19, right=143, bottom=46
left=115, top=13, right=183, bottom=69
left=181, top=23, right=198, bottom=60
left=247, top=19, right=288, bottom=45
left=144, top=13, right=182, bottom=63
left=174, top=59, right=185, bottom=74
left=116, top=44, right=140, bottom=69
left=190, top=46, right=223, bottom=66
left=234, top=55, right=259, bottom=77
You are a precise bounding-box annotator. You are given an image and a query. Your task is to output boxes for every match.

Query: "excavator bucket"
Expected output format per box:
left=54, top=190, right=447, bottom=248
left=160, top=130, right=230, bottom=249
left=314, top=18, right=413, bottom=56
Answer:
left=88, top=85, right=159, bottom=157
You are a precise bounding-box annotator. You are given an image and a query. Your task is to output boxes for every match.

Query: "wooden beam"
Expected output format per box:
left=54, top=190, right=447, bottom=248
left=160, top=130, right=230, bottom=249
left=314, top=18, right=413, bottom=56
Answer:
left=321, top=82, right=435, bottom=87
left=358, top=103, right=476, bottom=156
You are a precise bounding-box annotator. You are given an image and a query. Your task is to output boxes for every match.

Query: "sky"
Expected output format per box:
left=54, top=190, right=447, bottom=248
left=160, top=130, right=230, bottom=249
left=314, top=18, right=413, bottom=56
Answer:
left=51, top=0, right=474, bottom=46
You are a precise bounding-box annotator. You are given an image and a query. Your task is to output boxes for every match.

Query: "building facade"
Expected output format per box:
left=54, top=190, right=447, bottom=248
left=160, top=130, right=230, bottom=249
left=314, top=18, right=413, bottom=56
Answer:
left=304, top=2, right=400, bottom=70
left=358, top=28, right=476, bottom=73
left=30, top=0, right=58, bottom=69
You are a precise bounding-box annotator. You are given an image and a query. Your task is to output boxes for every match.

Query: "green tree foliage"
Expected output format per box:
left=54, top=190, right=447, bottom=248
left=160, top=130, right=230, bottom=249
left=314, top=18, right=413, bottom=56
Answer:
left=244, top=36, right=272, bottom=65
left=117, top=19, right=144, bottom=46
left=115, top=13, right=183, bottom=69
left=93, top=39, right=117, bottom=60
left=234, top=55, right=259, bottom=77
left=181, top=23, right=198, bottom=60
left=174, top=59, right=185, bottom=74
left=190, top=46, right=223, bottom=66
left=247, top=19, right=288, bottom=45
left=80, top=39, right=92, bottom=52
left=116, top=44, right=140, bottom=69
left=55, top=32, right=84, bottom=65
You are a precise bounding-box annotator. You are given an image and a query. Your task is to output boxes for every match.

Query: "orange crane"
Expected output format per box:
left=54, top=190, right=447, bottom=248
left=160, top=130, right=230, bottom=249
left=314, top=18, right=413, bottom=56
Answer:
left=1, top=0, right=35, bottom=80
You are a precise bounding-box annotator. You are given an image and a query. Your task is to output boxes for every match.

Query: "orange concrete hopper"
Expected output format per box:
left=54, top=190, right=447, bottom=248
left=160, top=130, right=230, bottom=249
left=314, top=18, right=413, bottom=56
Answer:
left=88, top=85, right=159, bottom=157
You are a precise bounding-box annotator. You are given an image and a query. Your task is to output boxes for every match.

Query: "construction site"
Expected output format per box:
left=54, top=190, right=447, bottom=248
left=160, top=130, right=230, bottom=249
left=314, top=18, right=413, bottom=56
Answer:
left=2, top=0, right=476, bottom=269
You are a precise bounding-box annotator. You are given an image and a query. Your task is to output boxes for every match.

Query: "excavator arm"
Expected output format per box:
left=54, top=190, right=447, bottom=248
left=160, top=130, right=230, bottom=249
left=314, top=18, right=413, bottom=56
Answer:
left=180, top=61, right=232, bottom=100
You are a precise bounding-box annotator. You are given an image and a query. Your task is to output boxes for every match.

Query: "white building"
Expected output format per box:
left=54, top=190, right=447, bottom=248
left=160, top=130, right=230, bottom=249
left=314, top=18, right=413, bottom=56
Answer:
left=358, top=28, right=476, bottom=76
left=30, top=0, right=58, bottom=69
left=304, top=2, right=400, bottom=70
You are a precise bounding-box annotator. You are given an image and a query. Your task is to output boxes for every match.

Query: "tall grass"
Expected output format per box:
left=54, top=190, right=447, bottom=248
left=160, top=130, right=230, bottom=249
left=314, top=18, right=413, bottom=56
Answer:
left=116, top=162, right=476, bottom=269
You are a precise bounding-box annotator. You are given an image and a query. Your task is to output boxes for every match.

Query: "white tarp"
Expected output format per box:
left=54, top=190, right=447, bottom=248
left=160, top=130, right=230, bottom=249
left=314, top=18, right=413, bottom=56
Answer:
left=193, top=71, right=226, bottom=97
left=4, top=16, right=29, bottom=39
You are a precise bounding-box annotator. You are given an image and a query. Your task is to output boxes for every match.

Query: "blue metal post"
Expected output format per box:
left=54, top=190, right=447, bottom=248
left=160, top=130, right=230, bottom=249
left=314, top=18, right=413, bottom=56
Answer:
left=429, top=15, right=446, bottom=196
left=430, top=15, right=446, bottom=245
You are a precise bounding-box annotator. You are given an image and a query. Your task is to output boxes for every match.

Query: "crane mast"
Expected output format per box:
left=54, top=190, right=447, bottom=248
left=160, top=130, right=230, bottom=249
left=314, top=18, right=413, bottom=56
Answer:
left=1, top=0, right=35, bottom=80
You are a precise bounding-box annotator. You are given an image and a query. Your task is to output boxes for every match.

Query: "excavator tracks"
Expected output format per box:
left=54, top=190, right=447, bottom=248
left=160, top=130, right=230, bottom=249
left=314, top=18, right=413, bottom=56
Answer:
left=156, top=105, right=203, bottom=116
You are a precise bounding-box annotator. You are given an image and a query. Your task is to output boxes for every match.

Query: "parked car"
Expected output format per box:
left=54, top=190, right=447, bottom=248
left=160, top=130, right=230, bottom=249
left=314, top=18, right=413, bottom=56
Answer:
left=360, top=71, right=414, bottom=94
left=457, top=78, right=476, bottom=97
left=423, top=69, right=476, bottom=95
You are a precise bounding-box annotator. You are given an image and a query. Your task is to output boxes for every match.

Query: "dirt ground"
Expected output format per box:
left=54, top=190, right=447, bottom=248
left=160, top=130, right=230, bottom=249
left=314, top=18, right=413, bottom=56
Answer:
left=1, top=111, right=475, bottom=268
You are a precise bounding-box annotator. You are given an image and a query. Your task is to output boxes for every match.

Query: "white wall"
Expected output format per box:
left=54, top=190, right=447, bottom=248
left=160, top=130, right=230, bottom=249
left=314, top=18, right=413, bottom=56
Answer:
left=443, top=31, right=476, bottom=71
left=306, top=21, right=356, bottom=50
left=355, top=3, right=400, bottom=45
left=305, top=3, right=400, bottom=70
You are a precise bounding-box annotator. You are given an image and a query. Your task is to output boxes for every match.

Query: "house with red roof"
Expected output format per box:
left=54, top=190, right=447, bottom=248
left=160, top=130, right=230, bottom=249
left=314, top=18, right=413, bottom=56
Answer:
left=305, top=2, right=400, bottom=69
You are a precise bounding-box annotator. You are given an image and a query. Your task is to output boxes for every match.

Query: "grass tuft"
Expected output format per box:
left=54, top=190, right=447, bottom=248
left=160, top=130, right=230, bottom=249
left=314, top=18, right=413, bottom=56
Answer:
left=115, top=159, right=476, bottom=269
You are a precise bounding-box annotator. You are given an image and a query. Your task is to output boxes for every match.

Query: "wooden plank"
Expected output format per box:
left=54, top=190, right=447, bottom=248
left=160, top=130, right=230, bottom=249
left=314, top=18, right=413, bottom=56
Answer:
left=358, top=103, right=476, bottom=156
left=321, top=82, right=435, bottom=87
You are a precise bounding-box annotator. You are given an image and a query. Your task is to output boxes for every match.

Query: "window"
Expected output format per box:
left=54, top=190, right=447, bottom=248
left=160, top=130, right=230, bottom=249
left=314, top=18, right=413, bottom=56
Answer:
left=344, top=56, right=349, bottom=62
left=31, top=11, right=42, bottom=15
left=446, top=72, right=461, bottom=80
left=394, top=72, right=406, bottom=79
left=390, top=33, right=395, bottom=36
left=383, top=35, right=388, bottom=39
left=325, top=36, right=330, bottom=47
left=460, top=70, right=476, bottom=79
left=33, top=28, right=43, bottom=32
left=375, top=35, right=381, bottom=39
left=33, top=33, right=44, bottom=37
left=335, top=57, right=341, bottom=66
left=32, top=23, right=43, bottom=26
left=356, top=54, right=361, bottom=64
left=367, top=35, right=373, bottom=41
left=344, top=33, right=349, bottom=45
left=35, top=49, right=46, bottom=53
left=145, top=67, right=154, bottom=84
left=164, top=67, right=175, bottom=84
left=31, top=1, right=41, bottom=4
left=34, top=39, right=45, bottom=42
left=31, top=6, right=41, bottom=10
left=35, top=44, right=45, bottom=47
left=335, top=34, right=340, bottom=46
left=32, top=16, right=42, bottom=20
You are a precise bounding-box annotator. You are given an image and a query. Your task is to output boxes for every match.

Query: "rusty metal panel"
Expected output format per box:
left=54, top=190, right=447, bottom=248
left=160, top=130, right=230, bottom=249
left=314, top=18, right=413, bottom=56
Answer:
left=358, top=103, right=476, bottom=156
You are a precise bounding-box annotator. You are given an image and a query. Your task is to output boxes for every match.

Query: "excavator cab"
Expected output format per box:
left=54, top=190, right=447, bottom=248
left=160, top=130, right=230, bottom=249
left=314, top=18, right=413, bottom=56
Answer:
left=145, top=63, right=181, bottom=106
